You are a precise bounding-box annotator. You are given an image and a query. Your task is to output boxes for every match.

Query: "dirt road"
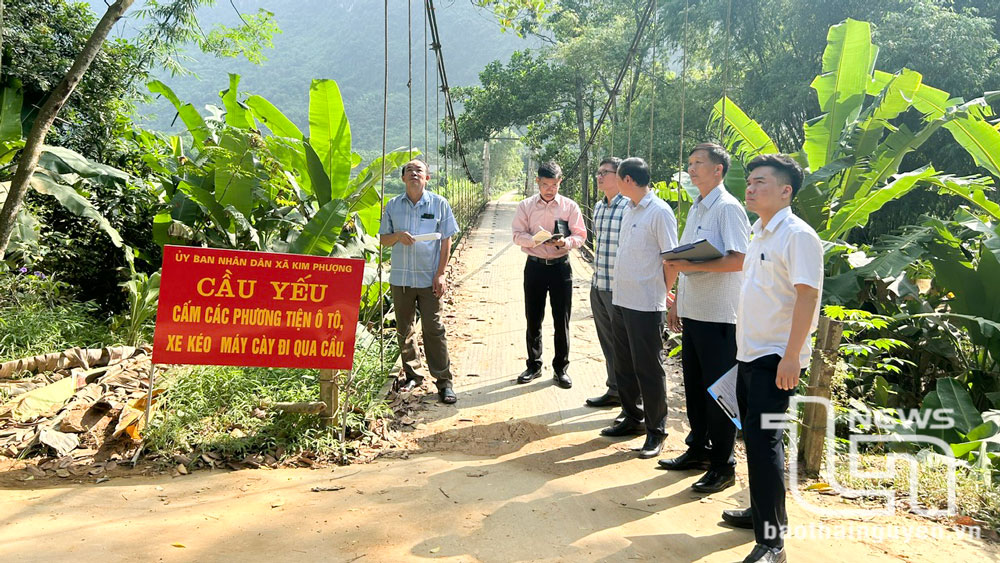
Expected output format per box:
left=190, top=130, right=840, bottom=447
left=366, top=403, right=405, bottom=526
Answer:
left=2, top=195, right=997, bottom=562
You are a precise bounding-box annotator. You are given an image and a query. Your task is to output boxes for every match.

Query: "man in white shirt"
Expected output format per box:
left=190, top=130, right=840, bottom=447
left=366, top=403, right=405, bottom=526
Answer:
left=725, top=154, right=823, bottom=563
left=601, top=157, right=679, bottom=460
left=660, top=144, right=750, bottom=496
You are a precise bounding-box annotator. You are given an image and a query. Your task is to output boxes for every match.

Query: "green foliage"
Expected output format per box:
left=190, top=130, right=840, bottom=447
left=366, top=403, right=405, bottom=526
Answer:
left=113, top=270, right=162, bottom=347
left=0, top=269, right=114, bottom=362
left=143, top=349, right=394, bottom=460
left=146, top=77, right=415, bottom=258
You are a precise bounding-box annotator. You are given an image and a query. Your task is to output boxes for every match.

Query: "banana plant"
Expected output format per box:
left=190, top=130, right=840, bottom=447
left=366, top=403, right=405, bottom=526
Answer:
left=148, top=74, right=416, bottom=258
left=708, top=18, right=1000, bottom=246
left=0, top=85, right=129, bottom=264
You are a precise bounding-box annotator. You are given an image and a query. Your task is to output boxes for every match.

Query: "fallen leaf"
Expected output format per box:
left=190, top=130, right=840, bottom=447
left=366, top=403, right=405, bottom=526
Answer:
left=172, top=543, right=186, bottom=548
left=271, top=499, right=285, bottom=508
left=429, top=547, right=440, bottom=554
left=805, top=482, right=832, bottom=491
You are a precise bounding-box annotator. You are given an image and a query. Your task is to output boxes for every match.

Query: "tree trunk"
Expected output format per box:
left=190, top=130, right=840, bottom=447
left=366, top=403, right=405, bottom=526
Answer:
left=0, top=0, right=134, bottom=261
left=574, top=76, right=591, bottom=239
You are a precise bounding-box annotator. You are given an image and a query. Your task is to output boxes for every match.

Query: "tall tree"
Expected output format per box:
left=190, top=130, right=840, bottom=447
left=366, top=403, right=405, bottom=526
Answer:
left=0, top=0, right=278, bottom=260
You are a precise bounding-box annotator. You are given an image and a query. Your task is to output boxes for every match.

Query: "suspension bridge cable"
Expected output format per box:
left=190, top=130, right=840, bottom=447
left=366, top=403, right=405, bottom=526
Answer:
left=408, top=0, right=413, bottom=150
left=719, top=0, right=732, bottom=141
left=562, top=0, right=656, bottom=180
left=424, top=1, right=429, bottom=158
left=426, top=0, right=475, bottom=182
left=648, top=6, right=657, bottom=163
left=677, top=0, right=689, bottom=211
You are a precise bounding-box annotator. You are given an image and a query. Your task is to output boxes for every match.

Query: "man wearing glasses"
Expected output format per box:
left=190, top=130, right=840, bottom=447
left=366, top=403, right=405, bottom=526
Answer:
left=586, top=157, right=630, bottom=420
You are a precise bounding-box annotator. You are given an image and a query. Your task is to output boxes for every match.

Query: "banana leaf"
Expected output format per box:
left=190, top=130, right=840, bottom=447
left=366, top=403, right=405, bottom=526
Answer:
left=0, top=86, right=23, bottom=143
left=308, top=79, right=352, bottom=201
left=247, top=94, right=304, bottom=140
left=148, top=80, right=211, bottom=147
left=710, top=96, right=777, bottom=161
left=941, top=98, right=1000, bottom=177
left=220, top=73, right=255, bottom=130
left=803, top=19, right=877, bottom=170
left=28, top=169, right=123, bottom=247
left=821, top=166, right=936, bottom=240
left=289, top=199, right=350, bottom=256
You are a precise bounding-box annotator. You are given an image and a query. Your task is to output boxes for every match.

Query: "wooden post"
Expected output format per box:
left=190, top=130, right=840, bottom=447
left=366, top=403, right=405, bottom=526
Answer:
left=799, top=316, right=844, bottom=477
left=482, top=138, right=491, bottom=200
left=319, top=369, right=339, bottom=427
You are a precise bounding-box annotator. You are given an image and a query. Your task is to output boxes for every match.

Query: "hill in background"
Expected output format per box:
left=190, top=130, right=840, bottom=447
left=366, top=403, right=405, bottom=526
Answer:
left=97, top=0, right=536, bottom=155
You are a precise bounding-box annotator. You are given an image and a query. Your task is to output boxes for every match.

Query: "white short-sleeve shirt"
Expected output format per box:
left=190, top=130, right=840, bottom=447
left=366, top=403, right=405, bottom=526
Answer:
left=676, top=184, right=751, bottom=324
left=736, top=206, right=824, bottom=365
left=612, top=190, right=679, bottom=312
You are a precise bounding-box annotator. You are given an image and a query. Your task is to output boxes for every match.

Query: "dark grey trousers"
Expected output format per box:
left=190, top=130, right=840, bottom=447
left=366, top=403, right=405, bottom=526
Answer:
left=611, top=305, right=667, bottom=437
left=589, top=286, right=617, bottom=396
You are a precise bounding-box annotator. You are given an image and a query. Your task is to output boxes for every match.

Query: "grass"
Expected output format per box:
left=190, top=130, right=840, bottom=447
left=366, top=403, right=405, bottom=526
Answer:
left=830, top=449, right=1000, bottom=531
left=0, top=271, right=116, bottom=362
left=144, top=341, right=398, bottom=462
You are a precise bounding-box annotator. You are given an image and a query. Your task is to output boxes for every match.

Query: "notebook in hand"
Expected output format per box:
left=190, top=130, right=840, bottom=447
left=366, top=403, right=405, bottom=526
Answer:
left=661, top=238, right=723, bottom=262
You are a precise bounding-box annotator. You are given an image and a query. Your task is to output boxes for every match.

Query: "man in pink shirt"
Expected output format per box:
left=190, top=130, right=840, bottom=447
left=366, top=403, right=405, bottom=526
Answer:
left=511, top=161, right=588, bottom=389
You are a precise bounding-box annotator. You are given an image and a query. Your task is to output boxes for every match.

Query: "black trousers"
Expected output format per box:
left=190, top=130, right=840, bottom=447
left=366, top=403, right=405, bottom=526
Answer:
left=523, top=259, right=572, bottom=372
left=612, top=305, right=667, bottom=437
left=681, top=318, right=738, bottom=471
left=737, top=354, right=798, bottom=550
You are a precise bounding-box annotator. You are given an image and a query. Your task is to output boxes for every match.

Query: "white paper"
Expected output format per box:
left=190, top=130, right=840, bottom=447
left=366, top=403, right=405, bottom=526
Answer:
left=412, top=232, right=442, bottom=242
left=707, top=365, right=741, bottom=429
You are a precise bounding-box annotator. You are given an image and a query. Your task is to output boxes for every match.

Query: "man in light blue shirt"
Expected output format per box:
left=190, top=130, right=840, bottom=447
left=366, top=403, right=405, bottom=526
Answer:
left=601, top=157, right=679, bottom=460
left=379, top=159, right=460, bottom=403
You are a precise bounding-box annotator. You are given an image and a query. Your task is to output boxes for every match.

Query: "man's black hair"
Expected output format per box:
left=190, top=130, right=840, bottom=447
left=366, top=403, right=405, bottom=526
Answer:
left=617, top=157, right=650, bottom=187
left=400, top=159, right=428, bottom=178
left=599, top=156, right=622, bottom=169
left=746, top=153, right=804, bottom=198
left=537, top=161, right=562, bottom=179
left=689, top=143, right=731, bottom=176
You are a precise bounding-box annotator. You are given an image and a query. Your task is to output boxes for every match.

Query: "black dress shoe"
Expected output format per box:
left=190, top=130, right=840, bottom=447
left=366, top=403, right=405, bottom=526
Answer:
left=585, top=393, right=621, bottom=407
left=554, top=371, right=572, bottom=389
left=613, top=410, right=628, bottom=424
left=721, top=507, right=754, bottom=529
left=656, top=450, right=710, bottom=471
left=517, top=368, right=541, bottom=384
left=637, top=434, right=665, bottom=459
left=692, top=469, right=735, bottom=493
left=438, top=387, right=457, bottom=404
left=742, top=544, right=786, bottom=563
left=600, top=419, right=644, bottom=437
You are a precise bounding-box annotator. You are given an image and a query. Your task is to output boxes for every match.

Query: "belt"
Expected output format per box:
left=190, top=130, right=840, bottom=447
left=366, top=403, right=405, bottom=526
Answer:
left=527, top=255, right=568, bottom=265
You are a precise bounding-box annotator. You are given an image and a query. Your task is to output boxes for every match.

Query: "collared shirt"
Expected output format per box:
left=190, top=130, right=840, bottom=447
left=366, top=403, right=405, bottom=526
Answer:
left=736, top=206, right=824, bottom=365
left=592, top=193, right=629, bottom=291
left=379, top=190, right=460, bottom=288
left=612, top=190, right=679, bottom=312
left=676, top=183, right=751, bottom=324
left=512, top=193, right=587, bottom=258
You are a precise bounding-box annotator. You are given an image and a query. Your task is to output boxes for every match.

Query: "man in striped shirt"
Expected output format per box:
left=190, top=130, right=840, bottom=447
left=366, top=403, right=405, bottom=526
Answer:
left=586, top=157, right=630, bottom=412
left=379, top=159, right=460, bottom=404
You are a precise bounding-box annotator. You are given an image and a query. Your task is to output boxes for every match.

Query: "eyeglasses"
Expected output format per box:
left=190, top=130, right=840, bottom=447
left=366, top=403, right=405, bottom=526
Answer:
left=595, top=170, right=616, bottom=177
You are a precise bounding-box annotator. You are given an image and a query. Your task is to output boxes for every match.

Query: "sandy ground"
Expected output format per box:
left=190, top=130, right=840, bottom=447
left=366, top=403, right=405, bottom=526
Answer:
left=2, top=194, right=998, bottom=562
